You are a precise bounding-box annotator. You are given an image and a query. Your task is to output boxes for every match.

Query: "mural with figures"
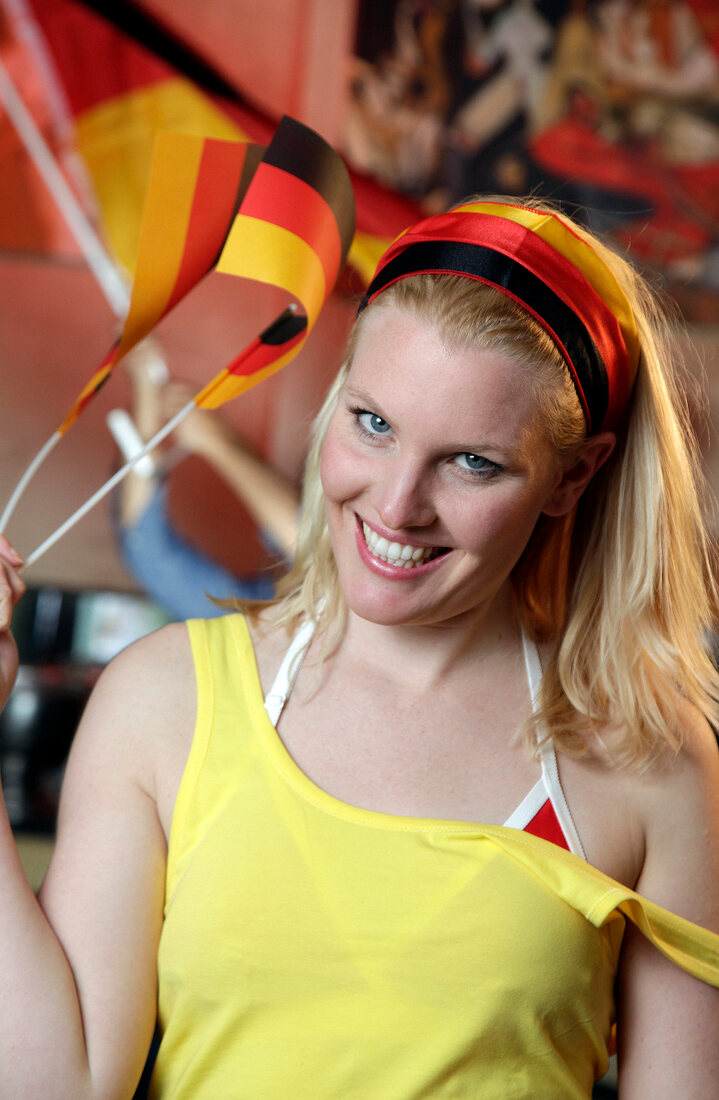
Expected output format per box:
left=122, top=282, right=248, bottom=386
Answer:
left=344, top=0, right=719, bottom=321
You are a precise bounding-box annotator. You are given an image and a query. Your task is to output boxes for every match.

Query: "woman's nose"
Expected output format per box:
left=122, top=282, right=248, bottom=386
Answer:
left=374, top=456, right=435, bottom=532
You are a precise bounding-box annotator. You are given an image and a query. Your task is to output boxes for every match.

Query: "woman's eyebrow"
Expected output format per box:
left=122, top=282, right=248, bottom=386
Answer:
left=344, top=384, right=379, bottom=406
left=346, top=386, right=524, bottom=458
left=343, top=384, right=395, bottom=422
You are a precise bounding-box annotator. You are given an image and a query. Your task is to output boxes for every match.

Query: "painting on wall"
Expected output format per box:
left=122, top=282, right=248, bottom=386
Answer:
left=343, top=0, right=719, bottom=321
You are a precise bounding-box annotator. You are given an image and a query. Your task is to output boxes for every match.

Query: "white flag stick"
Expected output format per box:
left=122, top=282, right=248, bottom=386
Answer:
left=0, top=337, right=171, bottom=534
left=23, top=400, right=196, bottom=570
left=0, top=432, right=62, bottom=534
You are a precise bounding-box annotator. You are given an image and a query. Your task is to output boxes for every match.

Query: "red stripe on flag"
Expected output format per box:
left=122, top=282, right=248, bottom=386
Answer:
left=226, top=325, right=306, bottom=379
left=29, top=0, right=172, bottom=113
left=164, top=139, right=251, bottom=315
left=240, top=162, right=342, bottom=290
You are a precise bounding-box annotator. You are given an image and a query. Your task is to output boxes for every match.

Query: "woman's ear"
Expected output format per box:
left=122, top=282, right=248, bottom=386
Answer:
left=542, top=431, right=616, bottom=517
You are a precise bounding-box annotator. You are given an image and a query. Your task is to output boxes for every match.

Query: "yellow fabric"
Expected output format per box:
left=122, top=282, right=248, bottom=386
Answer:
left=150, top=615, right=719, bottom=1100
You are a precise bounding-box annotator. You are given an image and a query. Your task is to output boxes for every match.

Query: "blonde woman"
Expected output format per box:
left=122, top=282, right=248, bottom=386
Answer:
left=0, top=198, right=718, bottom=1099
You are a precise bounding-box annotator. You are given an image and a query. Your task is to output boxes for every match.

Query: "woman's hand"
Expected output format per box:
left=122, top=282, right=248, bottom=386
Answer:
left=0, top=536, right=25, bottom=712
left=163, top=381, right=237, bottom=459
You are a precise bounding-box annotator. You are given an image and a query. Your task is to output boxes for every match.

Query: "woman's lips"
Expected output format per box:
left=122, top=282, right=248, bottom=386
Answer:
left=355, top=515, right=450, bottom=576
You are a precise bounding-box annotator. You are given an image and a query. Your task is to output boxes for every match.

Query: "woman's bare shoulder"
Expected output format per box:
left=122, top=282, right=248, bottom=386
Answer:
left=97, top=620, right=195, bottom=712
left=637, top=700, right=719, bottom=821
left=558, top=700, right=719, bottom=893
left=70, top=622, right=196, bottom=787
left=632, top=700, right=719, bottom=924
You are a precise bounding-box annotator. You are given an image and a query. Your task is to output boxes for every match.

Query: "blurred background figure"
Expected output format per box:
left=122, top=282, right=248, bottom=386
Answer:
left=112, top=350, right=300, bottom=622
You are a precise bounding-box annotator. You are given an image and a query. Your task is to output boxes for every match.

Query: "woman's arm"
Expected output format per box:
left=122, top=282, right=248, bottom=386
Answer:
left=616, top=707, right=719, bottom=1097
left=117, top=483, right=276, bottom=619
left=0, top=542, right=195, bottom=1098
left=164, top=383, right=300, bottom=561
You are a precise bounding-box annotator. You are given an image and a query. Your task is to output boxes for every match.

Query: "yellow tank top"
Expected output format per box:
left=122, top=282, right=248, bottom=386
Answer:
left=150, top=614, right=719, bottom=1099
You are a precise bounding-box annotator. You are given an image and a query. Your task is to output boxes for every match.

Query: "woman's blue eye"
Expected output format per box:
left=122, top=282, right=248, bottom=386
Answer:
left=358, top=411, right=391, bottom=435
left=455, top=452, right=494, bottom=473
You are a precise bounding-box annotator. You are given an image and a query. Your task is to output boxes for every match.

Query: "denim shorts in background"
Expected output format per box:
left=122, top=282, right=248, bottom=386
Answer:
left=116, top=482, right=278, bottom=621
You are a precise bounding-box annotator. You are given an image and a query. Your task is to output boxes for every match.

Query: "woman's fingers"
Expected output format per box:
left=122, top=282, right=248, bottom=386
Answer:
left=0, top=537, right=25, bottom=707
left=0, top=535, right=23, bottom=568
left=163, top=383, right=232, bottom=455
left=0, top=538, right=25, bottom=602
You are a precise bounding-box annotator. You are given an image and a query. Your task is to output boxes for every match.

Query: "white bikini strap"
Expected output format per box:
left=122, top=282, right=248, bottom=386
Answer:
left=263, top=619, right=316, bottom=727
left=520, top=626, right=543, bottom=708
left=520, top=628, right=587, bottom=860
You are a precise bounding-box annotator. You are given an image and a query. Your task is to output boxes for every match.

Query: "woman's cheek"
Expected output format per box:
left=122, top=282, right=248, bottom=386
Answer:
left=455, top=489, right=539, bottom=559
left=320, top=423, right=363, bottom=504
left=482, top=491, right=547, bottom=557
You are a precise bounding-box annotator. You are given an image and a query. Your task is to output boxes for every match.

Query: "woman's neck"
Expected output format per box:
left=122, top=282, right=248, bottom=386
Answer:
left=339, top=583, right=520, bottom=690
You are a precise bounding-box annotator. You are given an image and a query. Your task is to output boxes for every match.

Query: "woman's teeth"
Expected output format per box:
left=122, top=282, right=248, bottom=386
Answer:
left=362, top=522, right=443, bottom=568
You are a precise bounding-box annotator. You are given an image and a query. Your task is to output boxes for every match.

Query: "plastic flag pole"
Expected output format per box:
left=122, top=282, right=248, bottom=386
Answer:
left=0, top=336, right=169, bottom=536
left=22, top=399, right=195, bottom=571
left=22, top=304, right=303, bottom=569
left=0, top=433, right=62, bottom=534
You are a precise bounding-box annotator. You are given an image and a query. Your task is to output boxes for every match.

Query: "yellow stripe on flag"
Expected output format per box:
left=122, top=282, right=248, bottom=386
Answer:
left=76, top=77, right=248, bottom=274
left=217, top=215, right=326, bottom=327
left=114, top=131, right=206, bottom=359
left=348, top=231, right=392, bottom=287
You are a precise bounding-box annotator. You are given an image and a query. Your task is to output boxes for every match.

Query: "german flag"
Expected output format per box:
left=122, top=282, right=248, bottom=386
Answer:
left=58, top=115, right=355, bottom=434
left=197, top=117, right=355, bottom=409
left=24, top=0, right=421, bottom=283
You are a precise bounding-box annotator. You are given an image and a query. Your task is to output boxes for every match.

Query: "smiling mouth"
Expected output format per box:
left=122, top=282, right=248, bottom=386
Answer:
left=361, top=521, right=448, bottom=568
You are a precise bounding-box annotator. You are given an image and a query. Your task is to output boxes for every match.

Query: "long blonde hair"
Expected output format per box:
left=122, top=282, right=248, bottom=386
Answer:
left=249, top=201, right=719, bottom=767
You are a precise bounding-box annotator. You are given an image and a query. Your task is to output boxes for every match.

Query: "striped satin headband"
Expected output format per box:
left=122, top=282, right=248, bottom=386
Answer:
left=358, top=201, right=640, bottom=433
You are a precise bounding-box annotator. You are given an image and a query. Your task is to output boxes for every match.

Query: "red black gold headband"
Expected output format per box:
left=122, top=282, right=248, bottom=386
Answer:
left=358, top=201, right=640, bottom=433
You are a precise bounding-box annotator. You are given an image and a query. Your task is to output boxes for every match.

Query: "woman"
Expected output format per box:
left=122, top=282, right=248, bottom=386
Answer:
left=0, top=198, right=718, bottom=1098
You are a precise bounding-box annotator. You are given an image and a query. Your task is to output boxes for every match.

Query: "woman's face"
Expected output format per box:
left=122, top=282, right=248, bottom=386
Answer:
left=320, top=303, right=573, bottom=630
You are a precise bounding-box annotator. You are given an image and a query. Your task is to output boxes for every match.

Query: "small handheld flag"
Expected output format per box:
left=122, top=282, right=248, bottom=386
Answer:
left=22, top=305, right=306, bottom=569
left=57, top=114, right=354, bottom=435
left=3, top=115, right=355, bottom=559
